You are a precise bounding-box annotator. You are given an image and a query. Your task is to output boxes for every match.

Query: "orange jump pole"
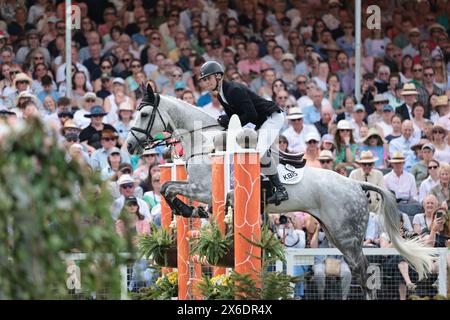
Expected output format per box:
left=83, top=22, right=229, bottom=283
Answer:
left=174, top=161, right=189, bottom=300
left=210, top=151, right=227, bottom=276
left=233, top=147, right=261, bottom=282
left=159, top=163, right=173, bottom=274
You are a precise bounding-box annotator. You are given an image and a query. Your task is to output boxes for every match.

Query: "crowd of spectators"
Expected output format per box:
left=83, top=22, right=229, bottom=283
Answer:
left=0, top=0, right=449, bottom=299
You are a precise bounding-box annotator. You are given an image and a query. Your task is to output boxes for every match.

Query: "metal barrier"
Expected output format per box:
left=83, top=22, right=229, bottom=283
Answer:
left=276, top=248, right=448, bottom=300
left=62, top=248, right=448, bottom=300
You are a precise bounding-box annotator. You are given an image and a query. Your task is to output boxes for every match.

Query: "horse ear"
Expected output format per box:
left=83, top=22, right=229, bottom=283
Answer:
left=142, top=81, right=155, bottom=104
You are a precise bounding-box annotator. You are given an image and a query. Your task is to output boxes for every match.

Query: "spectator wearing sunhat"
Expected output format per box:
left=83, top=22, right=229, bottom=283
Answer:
left=90, top=129, right=130, bottom=172
left=133, top=147, right=159, bottom=182
left=349, top=150, right=385, bottom=214
left=73, top=92, right=103, bottom=129
left=359, top=128, right=387, bottom=169
left=334, top=119, right=358, bottom=166
left=104, top=77, right=133, bottom=126
left=320, top=133, right=336, bottom=154
left=79, top=105, right=117, bottom=152
left=115, top=101, right=135, bottom=143
left=396, top=83, right=419, bottom=120
left=277, top=53, right=297, bottom=89
left=384, top=151, right=418, bottom=202
left=318, top=150, right=335, bottom=170
left=6, top=72, right=33, bottom=108
left=429, top=124, right=450, bottom=164
left=402, top=28, right=421, bottom=57
left=367, top=94, right=389, bottom=128
left=348, top=103, right=367, bottom=144
left=304, top=132, right=321, bottom=168
left=282, top=107, right=319, bottom=153
left=111, top=174, right=150, bottom=221
left=100, top=147, right=126, bottom=181
left=435, top=95, right=449, bottom=130
left=411, top=142, right=436, bottom=188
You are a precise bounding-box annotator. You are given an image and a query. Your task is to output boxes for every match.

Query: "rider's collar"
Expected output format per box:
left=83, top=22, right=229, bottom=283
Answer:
left=218, top=80, right=229, bottom=104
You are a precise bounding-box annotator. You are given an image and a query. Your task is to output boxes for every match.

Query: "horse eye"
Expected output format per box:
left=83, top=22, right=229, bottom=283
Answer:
left=141, top=112, right=149, bottom=118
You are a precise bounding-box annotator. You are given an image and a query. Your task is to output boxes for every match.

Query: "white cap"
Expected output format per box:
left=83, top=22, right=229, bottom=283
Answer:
left=304, top=132, right=321, bottom=143
left=117, top=174, right=134, bottom=185
left=113, top=77, right=125, bottom=85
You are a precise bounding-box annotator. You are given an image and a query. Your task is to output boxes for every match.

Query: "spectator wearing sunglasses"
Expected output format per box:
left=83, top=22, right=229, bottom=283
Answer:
left=90, top=129, right=130, bottom=172
left=111, top=174, right=150, bottom=221
left=318, top=150, right=335, bottom=171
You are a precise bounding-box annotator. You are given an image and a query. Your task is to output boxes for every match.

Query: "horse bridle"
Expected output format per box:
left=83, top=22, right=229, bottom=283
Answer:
left=130, top=93, right=172, bottom=149
left=130, top=93, right=222, bottom=151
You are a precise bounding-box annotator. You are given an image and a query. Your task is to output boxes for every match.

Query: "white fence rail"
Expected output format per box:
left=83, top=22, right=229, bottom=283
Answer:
left=63, top=248, right=449, bottom=300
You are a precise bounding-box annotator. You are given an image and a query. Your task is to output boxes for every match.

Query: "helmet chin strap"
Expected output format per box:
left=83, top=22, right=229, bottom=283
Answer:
left=212, top=74, right=223, bottom=92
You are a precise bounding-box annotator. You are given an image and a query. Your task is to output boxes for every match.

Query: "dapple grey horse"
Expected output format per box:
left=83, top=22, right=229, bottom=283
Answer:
left=126, top=84, right=434, bottom=298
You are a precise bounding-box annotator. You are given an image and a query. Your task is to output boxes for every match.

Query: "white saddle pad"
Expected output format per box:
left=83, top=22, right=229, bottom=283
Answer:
left=277, top=163, right=305, bottom=185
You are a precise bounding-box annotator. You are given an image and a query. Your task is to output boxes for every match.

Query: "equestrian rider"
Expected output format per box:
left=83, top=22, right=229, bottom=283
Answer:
left=199, top=60, right=288, bottom=205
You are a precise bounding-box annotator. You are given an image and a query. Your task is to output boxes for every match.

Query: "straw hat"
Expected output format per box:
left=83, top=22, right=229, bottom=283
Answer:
left=336, top=120, right=353, bottom=130
left=356, top=150, right=379, bottom=164
left=388, top=151, right=406, bottom=163
left=318, top=150, right=334, bottom=160
left=372, top=93, right=389, bottom=104
left=13, top=73, right=33, bottom=89
left=428, top=23, right=446, bottom=33
left=286, top=107, right=304, bottom=120
left=60, top=119, right=81, bottom=135
left=435, top=95, right=449, bottom=107
left=401, top=83, right=419, bottom=96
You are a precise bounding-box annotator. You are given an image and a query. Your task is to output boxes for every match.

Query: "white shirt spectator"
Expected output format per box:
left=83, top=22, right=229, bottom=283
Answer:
left=384, top=170, right=417, bottom=200
left=282, top=124, right=319, bottom=153
left=418, top=175, right=440, bottom=204
left=296, top=95, right=330, bottom=111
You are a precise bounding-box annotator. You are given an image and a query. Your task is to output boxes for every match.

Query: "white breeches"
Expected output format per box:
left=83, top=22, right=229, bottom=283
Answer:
left=256, top=111, right=285, bottom=159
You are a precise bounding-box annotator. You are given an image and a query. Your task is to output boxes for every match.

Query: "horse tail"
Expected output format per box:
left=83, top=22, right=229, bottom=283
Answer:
left=360, top=182, right=434, bottom=280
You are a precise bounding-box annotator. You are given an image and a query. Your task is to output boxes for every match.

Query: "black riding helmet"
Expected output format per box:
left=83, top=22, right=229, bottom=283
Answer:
left=199, top=61, right=224, bottom=80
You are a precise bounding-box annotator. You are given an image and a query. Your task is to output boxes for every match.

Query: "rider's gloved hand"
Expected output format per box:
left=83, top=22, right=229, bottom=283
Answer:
left=217, top=114, right=230, bottom=128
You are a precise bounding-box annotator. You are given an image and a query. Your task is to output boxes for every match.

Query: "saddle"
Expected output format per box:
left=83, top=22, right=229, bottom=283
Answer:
left=278, top=150, right=306, bottom=169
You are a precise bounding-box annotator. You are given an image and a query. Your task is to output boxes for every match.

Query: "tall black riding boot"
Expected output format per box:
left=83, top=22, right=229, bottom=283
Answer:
left=266, top=173, right=289, bottom=205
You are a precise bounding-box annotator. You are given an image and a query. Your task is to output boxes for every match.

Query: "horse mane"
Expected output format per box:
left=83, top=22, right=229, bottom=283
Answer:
left=162, top=95, right=217, bottom=121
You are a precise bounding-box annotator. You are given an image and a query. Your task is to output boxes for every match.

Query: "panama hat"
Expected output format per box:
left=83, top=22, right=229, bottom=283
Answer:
left=14, top=91, right=37, bottom=106
left=336, top=120, right=353, bottom=130
left=372, top=94, right=389, bottom=104
left=286, top=107, right=304, bottom=120
left=356, top=150, right=379, bottom=164
left=428, top=23, right=446, bottom=33
left=13, top=73, right=33, bottom=89
left=318, top=150, right=334, bottom=160
left=408, top=28, right=421, bottom=35
left=435, top=95, right=448, bottom=107
left=60, top=119, right=81, bottom=135
left=401, top=83, right=419, bottom=96
left=117, top=174, right=134, bottom=186
left=388, top=151, right=406, bottom=163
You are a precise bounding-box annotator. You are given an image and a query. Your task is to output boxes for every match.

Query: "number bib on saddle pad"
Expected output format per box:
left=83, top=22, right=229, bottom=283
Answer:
left=277, top=163, right=304, bottom=185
